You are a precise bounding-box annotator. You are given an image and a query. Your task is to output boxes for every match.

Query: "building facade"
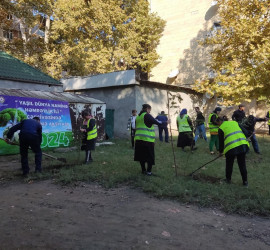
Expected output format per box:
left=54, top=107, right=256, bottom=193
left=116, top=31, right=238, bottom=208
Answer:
left=0, top=14, right=23, bottom=42
left=149, top=0, right=218, bottom=86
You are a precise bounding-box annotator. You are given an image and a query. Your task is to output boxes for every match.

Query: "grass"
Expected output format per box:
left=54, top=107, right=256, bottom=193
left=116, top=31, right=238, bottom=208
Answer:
left=1, top=135, right=270, bottom=216
left=53, top=135, right=270, bottom=217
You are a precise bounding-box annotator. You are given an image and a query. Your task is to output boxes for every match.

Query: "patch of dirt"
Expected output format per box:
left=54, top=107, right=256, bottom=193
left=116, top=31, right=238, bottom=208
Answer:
left=192, top=173, right=223, bottom=183
left=0, top=179, right=269, bottom=250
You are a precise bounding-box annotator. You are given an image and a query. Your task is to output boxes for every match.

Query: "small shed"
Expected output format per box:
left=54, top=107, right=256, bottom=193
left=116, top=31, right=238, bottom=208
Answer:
left=62, top=70, right=202, bottom=137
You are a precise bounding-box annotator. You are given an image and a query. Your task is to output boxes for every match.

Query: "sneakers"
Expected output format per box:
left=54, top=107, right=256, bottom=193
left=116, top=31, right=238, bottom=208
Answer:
left=243, top=181, right=248, bottom=187
left=146, top=172, right=152, bottom=176
left=210, top=151, right=215, bottom=155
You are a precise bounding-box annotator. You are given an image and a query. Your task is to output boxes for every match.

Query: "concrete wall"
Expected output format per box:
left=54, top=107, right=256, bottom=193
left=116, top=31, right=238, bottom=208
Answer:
left=72, top=86, right=270, bottom=139
left=0, top=79, right=63, bottom=92
left=77, top=86, right=136, bottom=138
left=135, top=85, right=202, bottom=135
left=149, top=0, right=217, bottom=85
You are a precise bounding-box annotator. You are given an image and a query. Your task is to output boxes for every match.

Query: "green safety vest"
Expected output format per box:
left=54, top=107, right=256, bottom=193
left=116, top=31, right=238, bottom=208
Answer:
left=177, top=114, right=192, bottom=132
left=268, top=111, right=270, bottom=125
left=134, top=112, right=155, bottom=143
left=219, top=121, right=249, bottom=154
left=87, top=119, right=97, bottom=140
left=208, top=113, right=219, bottom=134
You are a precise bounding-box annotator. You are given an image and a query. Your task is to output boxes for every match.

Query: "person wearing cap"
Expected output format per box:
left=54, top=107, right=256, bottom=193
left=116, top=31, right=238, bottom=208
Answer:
left=194, top=107, right=207, bottom=143
left=5, top=117, right=42, bottom=176
left=134, top=104, right=162, bottom=176
left=176, top=109, right=195, bottom=152
left=217, top=117, right=249, bottom=186
left=80, top=110, right=97, bottom=164
left=155, top=111, right=169, bottom=143
left=208, top=107, right=221, bottom=154
left=241, top=115, right=267, bottom=154
left=232, top=104, right=246, bottom=123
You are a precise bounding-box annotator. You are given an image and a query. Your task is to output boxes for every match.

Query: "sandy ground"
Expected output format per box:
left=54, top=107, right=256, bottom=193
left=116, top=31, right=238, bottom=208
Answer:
left=0, top=155, right=270, bottom=250
left=0, top=179, right=269, bottom=250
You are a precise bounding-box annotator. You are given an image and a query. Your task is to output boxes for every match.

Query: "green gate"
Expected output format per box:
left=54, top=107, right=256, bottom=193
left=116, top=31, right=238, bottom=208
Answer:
left=105, top=109, right=114, bottom=139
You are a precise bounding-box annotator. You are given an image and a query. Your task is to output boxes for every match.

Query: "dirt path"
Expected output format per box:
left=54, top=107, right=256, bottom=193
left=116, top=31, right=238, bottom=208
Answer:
left=0, top=179, right=269, bottom=250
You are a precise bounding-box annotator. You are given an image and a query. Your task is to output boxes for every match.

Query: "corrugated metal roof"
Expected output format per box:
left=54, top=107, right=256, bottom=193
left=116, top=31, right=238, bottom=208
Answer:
left=0, top=51, right=61, bottom=86
left=0, top=89, right=105, bottom=104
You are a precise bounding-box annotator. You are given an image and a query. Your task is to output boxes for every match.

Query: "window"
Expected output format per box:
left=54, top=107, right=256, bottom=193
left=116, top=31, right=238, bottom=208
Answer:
left=3, top=30, right=13, bottom=40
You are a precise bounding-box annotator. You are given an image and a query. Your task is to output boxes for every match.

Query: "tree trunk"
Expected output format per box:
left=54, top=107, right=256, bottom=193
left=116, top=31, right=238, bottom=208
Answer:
left=44, top=15, right=51, bottom=44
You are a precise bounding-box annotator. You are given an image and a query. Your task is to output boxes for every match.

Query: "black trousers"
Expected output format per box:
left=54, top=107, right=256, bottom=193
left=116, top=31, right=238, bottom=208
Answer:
left=131, top=129, right=136, bottom=148
left=20, top=134, right=42, bottom=174
left=226, top=153, right=247, bottom=183
left=269, top=125, right=270, bottom=135
left=140, top=161, right=152, bottom=173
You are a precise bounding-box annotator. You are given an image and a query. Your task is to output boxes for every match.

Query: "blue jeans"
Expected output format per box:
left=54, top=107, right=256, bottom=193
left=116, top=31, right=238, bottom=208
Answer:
left=250, top=134, right=260, bottom=153
left=158, top=126, right=169, bottom=142
left=194, top=124, right=207, bottom=142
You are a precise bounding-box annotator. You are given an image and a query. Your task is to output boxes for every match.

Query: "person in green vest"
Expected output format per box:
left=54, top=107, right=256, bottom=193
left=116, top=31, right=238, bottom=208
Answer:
left=208, top=107, right=222, bottom=155
left=80, top=110, right=97, bottom=164
left=176, top=109, right=195, bottom=152
left=134, top=104, right=162, bottom=176
left=217, top=117, right=249, bottom=186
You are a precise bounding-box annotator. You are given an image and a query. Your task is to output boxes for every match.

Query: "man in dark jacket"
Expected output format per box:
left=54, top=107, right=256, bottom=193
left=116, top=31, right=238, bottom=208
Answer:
left=232, top=104, right=246, bottom=123
left=241, top=115, right=267, bottom=154
left=155, top=111, right=169, bottom=142
left=6, top=117, right=42, bottom=176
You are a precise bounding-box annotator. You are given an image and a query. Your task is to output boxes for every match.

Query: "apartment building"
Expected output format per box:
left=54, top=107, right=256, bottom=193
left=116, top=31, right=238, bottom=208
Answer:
left=149, top=0, right=219, bottom=86
left=0, top=13, right=24, bottom=41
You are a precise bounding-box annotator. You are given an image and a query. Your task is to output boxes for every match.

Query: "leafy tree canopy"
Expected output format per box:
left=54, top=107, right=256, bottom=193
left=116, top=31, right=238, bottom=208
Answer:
left=0, top=108, right=27, bottom=127
left=194, top=0, right=270, bottom=105
left=0, top=0, right=165, bottom=79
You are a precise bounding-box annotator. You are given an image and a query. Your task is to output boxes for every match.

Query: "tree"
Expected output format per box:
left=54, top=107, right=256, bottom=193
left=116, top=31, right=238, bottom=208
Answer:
left=0, top=108, right=27, bottom=127
left=194, top=0, right=270, bottom=105
left=0, top=0, right=165, bottom=79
